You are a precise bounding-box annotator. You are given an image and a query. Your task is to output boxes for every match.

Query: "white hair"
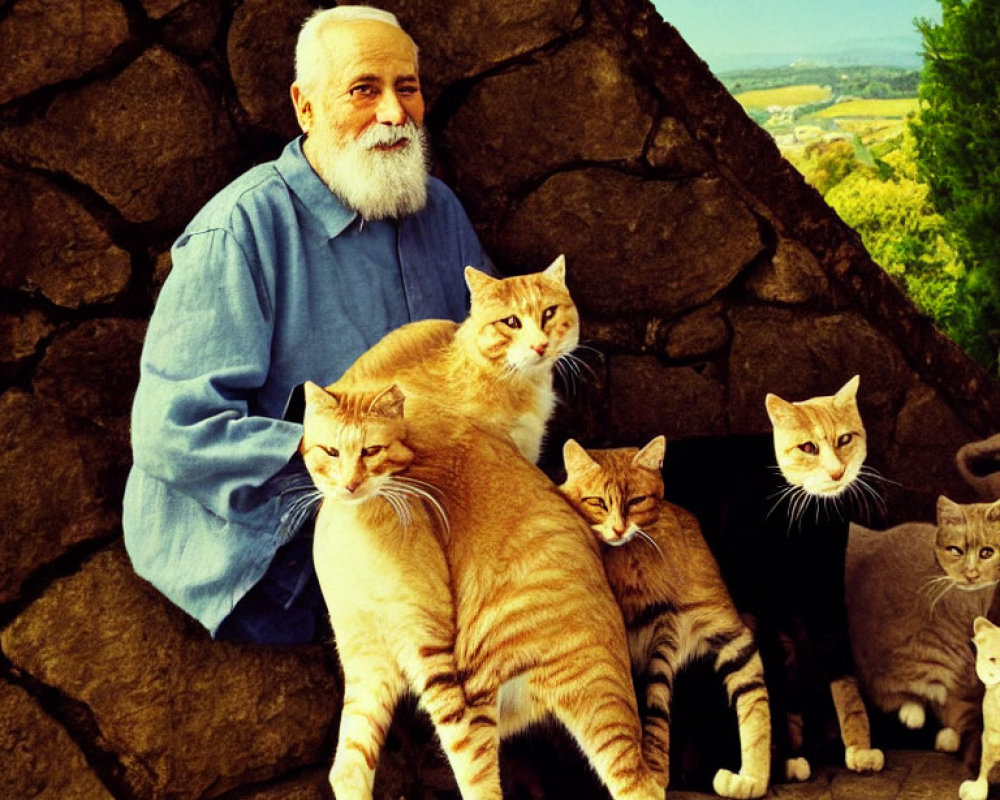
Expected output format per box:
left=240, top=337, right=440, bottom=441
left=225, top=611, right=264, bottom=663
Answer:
left=294, top=6, right=416, bottom=96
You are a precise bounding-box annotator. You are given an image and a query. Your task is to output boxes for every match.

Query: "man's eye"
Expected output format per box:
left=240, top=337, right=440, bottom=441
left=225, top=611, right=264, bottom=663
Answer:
left=320, top=445, right=339, bottom=458
left=397, top=84, right=420, bottom=96
left=349, top=84, right=376, bottom=98
left=798, top=442, right=819, bottom=455
left=500, top=315, right=521, bottom=329
left=362, top=446, right=384, bottom=458
left=583, top=497, right=608, bottom=512
left=541, top=305, right=558, bottom=325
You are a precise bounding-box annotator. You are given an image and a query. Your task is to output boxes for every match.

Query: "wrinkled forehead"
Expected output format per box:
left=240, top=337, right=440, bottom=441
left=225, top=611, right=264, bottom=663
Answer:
left=318, top=19, right=419, bottom=84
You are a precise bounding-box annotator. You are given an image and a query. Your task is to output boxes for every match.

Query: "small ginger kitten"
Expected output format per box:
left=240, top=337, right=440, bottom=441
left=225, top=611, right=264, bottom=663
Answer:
left=559, top=435, right=771, bottom=799
left=335, top=254, right=579, bottom=463
left=301, top=381, right=663, bottom=800
left=961, top=615, right=1000, bottom=800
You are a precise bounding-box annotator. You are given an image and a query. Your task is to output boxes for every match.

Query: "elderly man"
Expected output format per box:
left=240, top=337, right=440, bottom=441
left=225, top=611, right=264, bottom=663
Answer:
left=123, top=6, right=492, bottom=645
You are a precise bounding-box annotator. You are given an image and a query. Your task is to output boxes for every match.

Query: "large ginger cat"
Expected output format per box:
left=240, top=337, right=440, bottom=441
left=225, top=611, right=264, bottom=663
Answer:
left=334, top=254, right=579, bottom=463
left=847, top=496, right=1000, bottom=759
left=694, top=376, right=884, bottom=782
left=559, top=435, right=771, bottom=799
left=300, top=381, right=663, bottom=800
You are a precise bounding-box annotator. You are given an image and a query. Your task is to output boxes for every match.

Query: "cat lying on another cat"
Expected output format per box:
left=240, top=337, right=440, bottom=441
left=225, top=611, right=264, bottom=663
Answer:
left=847, top=496, right=1000, bottom=760
left=961, top=615, right=1000, bottom=800
left=332, top=254, right=579, bottom=464
left=559, top=435, right=771, bottom=799
left=301, top=382, right=664, bottom=800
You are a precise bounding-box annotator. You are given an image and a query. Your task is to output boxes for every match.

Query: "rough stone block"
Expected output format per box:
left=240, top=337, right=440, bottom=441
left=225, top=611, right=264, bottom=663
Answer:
left=499, top=169, right=762, bottom=318
left=0, top=681, right=113, bottom=800
left=1, top=546, right=340, bottom=800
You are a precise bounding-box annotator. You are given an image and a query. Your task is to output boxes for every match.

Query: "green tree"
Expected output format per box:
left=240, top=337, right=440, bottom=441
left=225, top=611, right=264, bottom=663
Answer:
left=825, top=130, right=965, bottom=336
left=911, top=0, right=1000, bottom=372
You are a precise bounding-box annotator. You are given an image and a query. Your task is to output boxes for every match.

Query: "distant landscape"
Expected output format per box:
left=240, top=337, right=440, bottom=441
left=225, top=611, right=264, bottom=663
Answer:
left=720, top=64, right=920, bottom=157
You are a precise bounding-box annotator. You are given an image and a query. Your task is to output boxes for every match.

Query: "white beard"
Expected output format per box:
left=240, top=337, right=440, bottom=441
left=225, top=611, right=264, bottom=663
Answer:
left=311, top=121, right=429, bottom=220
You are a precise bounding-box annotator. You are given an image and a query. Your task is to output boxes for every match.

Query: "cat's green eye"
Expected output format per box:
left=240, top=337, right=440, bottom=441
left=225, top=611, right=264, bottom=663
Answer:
left=837, top=433, right=854, bottom=447
left=541, top=305, right=558, bottom=326
left=981, top=547, right=995, bottom=559
left=583, top=497, right=608, bottom=512
left=362, top=445, right=384, bottom=458
left=320, top=445, right=339, bottom=458
left=798, top=442, right=819, bottom=455
left=500, top=315, right=521, bottom=329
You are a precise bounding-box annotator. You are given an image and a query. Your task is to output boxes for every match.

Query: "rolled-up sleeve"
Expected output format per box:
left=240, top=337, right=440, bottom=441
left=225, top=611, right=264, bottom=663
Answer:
left=131, top=227, right=303, bottom=528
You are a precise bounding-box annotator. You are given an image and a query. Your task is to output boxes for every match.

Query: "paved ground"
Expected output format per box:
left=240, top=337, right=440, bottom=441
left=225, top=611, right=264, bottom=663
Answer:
left=669, top=750, right=973, bottom=800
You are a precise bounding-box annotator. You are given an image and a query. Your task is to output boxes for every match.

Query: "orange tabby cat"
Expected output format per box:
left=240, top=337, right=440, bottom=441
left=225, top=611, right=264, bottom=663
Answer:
left=334, top=254, right=579, bottom=463
left=301, top=381, right=663, bottom=800
left=559, top=435, right=772, bottom=799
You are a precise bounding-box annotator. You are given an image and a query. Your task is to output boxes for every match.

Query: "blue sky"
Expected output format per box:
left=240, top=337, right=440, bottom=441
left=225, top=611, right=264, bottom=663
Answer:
left=651, top=0, right=943, bottom=73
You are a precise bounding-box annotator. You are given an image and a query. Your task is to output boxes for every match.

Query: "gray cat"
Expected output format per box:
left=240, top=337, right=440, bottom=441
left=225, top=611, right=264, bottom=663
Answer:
left=846, top=496, right=1000, bottom=755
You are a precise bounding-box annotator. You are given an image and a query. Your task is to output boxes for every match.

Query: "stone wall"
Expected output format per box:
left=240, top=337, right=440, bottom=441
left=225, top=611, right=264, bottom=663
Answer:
left=2, top=1, right=998, bottom=798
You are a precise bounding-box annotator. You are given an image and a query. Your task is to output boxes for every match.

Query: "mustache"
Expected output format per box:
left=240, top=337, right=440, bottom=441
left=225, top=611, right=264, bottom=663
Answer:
left=356, top=120, right=422, bottom=150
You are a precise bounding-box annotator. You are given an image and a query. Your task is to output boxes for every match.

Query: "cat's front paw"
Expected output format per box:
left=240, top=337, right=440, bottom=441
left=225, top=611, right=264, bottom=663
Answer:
left=898, top=700, right=926, bottom=729
left=784, top=757, right=811, bottom=782
left=329, top=761, right=374, bottom=800
left=959, top=777, right=989, bottom=800
left=935, top=726, right=961, bottom=753
left=712, top=768, right=767, bottom=799
left=845, top=745, right=884, bottom=773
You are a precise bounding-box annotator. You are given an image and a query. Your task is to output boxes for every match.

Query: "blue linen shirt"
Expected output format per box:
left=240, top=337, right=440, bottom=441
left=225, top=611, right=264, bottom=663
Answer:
left=123, top=136, right=491, bottom=636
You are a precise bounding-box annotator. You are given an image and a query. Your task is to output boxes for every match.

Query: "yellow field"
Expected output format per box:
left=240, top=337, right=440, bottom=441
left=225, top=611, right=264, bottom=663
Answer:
left=734, top=84, right=832, bottom=108
left=815, top=98, right=919, bottom=118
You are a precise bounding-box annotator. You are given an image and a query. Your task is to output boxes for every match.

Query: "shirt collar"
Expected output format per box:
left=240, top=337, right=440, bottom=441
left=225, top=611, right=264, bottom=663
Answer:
left=276, top=136, right=359, bottom=240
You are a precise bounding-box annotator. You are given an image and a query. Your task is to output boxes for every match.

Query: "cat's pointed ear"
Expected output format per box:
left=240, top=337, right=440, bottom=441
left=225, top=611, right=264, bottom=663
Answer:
left=562, top=438, right=598, bottom=473
left=986, top=498, right=1000, bottom=524
left=764, top=392, right=798, bottom=427
left=464, top=266, right=499, bottom=299
left=303, top=380, right=339, bottom=410
left=833, top=374, right=861, bottom=407
left=973, top=616, right=997, bottom=646
left=633, top=435, right=666, bottom=471
left=542, top=254, right=567, bottom=286
left=937, top=495, right=965, bottom=526
left=368, top=384, right=405, bottom=419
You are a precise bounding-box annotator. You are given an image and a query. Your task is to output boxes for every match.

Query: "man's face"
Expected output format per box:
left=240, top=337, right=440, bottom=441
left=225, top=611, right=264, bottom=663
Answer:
left=291, top=19, right=430, bottom=219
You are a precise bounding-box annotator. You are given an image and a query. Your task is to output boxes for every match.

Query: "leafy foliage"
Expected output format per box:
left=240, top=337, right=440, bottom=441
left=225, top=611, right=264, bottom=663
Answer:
left=788, top=129, right=969, bottom=356
left=911, top=0, right=1000, bottom=371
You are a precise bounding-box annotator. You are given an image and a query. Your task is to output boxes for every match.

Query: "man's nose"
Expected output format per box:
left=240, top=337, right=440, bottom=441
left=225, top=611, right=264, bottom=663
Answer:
left=376, top=90, right=407, bottom=126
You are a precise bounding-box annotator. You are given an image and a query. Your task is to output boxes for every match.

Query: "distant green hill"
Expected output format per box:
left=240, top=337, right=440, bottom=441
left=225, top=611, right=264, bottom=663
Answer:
left=720, top=64, right=919, bottom=100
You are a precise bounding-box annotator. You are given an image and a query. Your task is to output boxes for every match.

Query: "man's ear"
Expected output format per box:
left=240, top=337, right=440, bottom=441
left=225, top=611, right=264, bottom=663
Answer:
left=290, top=84, right=312, bottom=133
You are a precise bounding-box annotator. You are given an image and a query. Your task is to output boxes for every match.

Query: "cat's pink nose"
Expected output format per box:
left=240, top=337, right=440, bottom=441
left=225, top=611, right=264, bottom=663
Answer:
left=344, top=482, right=359, bottom=494
left=531, top=342, right=547, bottom=356
left=828, top=467, right=845, bottom=481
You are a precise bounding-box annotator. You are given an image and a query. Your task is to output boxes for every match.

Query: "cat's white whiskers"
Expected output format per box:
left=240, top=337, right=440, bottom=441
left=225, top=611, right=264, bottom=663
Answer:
left=766, top=484, right=800, bottom=521
left=379, top=487, right=414, bottom=529
left=392, top=476, right=451, bottom=535
left=858, top=465, right=900, bottom=488
left=632, top=527, right=665, bottom=560
left=852, top=475, right=887, bottom=516
left=276, top=486, right=325, bottom=542
left=922, top=575, right=957, bottom=616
